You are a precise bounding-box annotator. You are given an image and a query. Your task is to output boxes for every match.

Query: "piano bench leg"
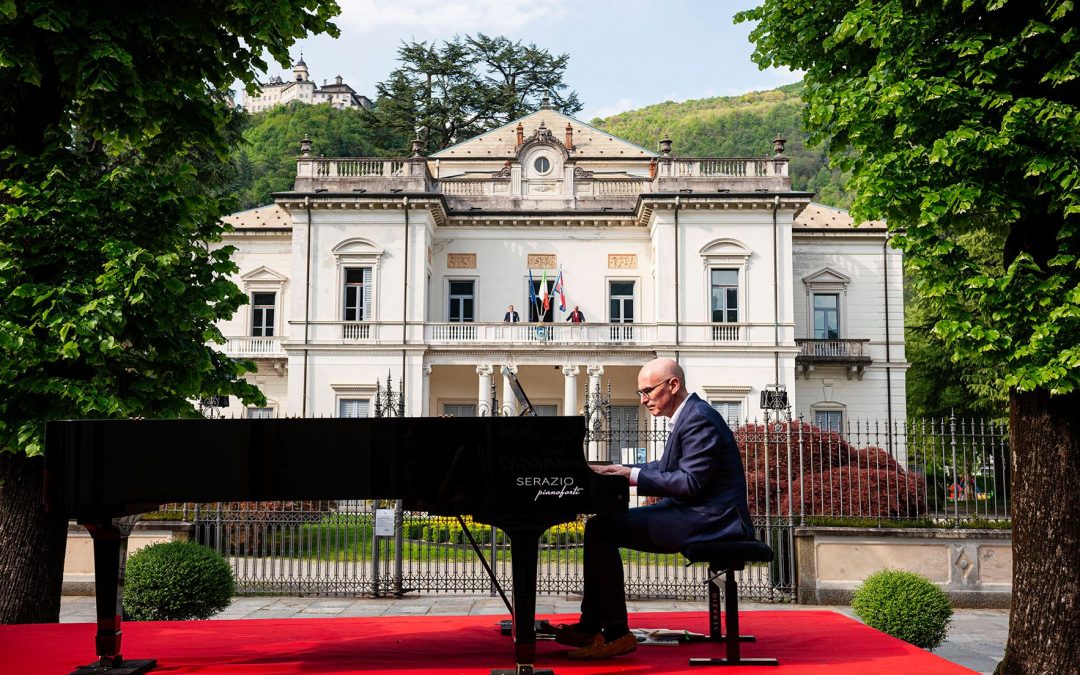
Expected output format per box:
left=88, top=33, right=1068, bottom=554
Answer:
left=70, top=658, right=157, bottom=675
left=688, top=565, right=778, bottom=667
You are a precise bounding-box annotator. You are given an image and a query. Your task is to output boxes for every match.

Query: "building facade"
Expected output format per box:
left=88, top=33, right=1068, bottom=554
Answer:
left=244, top=57, right=373, bottom=113
left=218, top=104, right=906, bottom=453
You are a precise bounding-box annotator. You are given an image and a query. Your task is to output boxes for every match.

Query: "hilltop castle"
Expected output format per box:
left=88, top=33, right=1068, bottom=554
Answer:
left=244, top=56, right=372, bottom=113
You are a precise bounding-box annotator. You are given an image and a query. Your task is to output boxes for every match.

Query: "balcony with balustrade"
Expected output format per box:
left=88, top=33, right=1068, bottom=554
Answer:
left=795, top=338, right=872, bottom=379
left=221, top=321, right=772, bottom=355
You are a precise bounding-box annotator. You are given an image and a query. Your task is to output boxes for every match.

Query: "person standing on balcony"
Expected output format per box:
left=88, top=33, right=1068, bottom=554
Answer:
left=566, top=305, right=586, bottom=323
left=546, top=357, right=753, bottom=660
left=503, top=305, right=520, bottom=322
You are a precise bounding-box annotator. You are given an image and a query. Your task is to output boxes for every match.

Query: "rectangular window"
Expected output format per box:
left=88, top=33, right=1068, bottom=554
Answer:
left=339, top=399, right=370, bottom=418
left=533, top=404, right=558, bottom=417
left=448, top=280, right=475, bottom=322
left=528, top=277, right=556, bottom=322
left=247, top=407, right=275, bottom=419
left=251, top=292, right=276, bottom=337
left=710, top=269, right=739, bottom=323
left=815, top=410, right=843, bottom=433
left=442, top=403, right=477, bottom=417
left=609, top=281, right=635, bottom=323
left=813, top=293, right=840, bottom=339
left=344, top=268, right=372, bottom=321
left=710, top=401, right=743, bottom=425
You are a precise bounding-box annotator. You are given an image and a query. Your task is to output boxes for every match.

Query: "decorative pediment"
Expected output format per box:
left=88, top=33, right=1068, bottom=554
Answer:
left=802, top=267, right=852, bottom=286
left=430, top=109, right=656, bottom=160
left=240, top=266, right=288, bottom=283
left=700, top=238, right=752, bottom=267
left=332, top=237, right=384, bottom=267
left=516, top=120, right=570, bottom=160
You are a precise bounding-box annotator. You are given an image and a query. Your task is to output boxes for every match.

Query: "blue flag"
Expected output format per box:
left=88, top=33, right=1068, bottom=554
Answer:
left=528, top=268, right=537, bottom=317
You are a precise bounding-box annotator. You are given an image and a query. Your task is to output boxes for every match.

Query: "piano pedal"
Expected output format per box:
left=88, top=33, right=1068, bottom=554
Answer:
left=498, top=619, right=556, bottom=639
left=490, top=667, right=554, bottom=675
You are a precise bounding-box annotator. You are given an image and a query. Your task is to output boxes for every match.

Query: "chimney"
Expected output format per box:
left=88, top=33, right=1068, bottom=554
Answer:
left=565, top=123, right=574, bottom=150
left=516, top=123, right=524, bottom=146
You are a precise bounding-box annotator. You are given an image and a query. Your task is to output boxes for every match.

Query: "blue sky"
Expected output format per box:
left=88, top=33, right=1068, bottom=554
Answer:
left=249, top=0, right=800, bottom=120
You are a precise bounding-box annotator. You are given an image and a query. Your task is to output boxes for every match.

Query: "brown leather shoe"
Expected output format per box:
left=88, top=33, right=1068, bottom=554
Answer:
left=564, top=632, right=638, bottom=660
left=541, top=621, right=602, bottom=648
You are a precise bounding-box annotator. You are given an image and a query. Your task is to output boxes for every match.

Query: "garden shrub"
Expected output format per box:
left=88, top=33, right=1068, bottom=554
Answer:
left=851, top=569, right=952, bottom=650
left=123, top=541, right=235, bottom=621
left=738, top=421, right=927, bottom=518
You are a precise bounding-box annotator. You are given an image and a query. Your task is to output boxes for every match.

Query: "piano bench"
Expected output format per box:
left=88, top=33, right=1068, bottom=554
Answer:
left=681, top=539, right=778, bottom=667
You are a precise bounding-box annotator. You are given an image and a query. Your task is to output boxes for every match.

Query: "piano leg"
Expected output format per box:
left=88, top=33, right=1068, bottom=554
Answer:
left=492, top=529, right=553, bottom=675
left=75, top=522, right=156, bottom=675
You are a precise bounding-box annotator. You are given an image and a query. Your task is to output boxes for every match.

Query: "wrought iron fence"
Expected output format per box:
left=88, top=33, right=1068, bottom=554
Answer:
left=171, top=412, right=1007, bottom=604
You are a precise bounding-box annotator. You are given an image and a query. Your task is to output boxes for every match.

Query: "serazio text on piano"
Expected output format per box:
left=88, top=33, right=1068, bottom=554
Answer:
left=516, top=475, right=585, bottom=501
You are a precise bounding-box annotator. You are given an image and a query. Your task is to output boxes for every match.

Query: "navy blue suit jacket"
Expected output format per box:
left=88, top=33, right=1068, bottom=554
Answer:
left=630, top=393, right=753, bottom=548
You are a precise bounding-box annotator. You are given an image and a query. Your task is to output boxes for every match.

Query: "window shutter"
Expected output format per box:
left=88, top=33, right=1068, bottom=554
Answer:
left=339, top=399, right=370, bottom=418
left=710, top=401, right=742, bottom=426
left=362, top=267, right=373, bottom=321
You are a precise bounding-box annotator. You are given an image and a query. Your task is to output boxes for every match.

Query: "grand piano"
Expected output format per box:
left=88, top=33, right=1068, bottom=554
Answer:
left=45, top=415, right=629, bottom=675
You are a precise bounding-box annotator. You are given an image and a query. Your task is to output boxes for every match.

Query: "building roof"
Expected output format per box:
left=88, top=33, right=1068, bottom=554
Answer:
left=222, top=204, right=291, bottom=229
left=794, top=202, right=886, bottom=230
left=431, top=108, right=657, bottom=160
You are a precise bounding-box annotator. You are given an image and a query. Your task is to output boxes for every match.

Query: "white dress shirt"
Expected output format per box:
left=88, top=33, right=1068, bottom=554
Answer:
left=628, top=395, right=690, bottom=486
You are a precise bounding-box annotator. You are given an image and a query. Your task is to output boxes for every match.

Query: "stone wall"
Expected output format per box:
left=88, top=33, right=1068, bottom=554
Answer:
left=795, top=526, right=1011, bottom=608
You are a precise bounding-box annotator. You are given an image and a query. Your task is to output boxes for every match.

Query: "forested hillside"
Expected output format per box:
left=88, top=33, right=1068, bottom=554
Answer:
left=233, top=81, right=856, bottom=210
left=589, top=82, right=853, bottom=208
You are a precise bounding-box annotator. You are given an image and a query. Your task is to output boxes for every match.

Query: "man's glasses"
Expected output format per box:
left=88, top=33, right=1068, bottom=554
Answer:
left=636, top=378, right=673, bottom=399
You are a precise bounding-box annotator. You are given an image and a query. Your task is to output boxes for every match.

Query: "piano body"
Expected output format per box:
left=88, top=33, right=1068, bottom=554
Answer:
left=45, top=416, right=628, bottom=675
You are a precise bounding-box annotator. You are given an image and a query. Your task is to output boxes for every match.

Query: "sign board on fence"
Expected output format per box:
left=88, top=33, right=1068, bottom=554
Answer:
left=374, top=508, right=395, bottom=537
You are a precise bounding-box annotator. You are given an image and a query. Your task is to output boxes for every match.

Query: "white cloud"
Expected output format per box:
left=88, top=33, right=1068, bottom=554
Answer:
left=337, top=0, right=571, bottom=36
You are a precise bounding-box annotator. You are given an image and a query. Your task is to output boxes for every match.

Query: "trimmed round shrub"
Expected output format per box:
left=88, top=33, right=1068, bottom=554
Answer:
left=123, top=541, right=235, bottom=621
left=852, top=569, right=953, bottom=650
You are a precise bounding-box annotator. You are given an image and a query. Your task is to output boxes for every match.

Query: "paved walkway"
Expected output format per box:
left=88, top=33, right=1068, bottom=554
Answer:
left=59, top=595, right=1007, bottom=674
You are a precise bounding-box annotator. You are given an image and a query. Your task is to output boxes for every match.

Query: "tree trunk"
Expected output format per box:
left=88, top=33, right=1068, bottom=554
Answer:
left=0, top=452, right=68, bottom=623
left=999, top=389, right=1080, bottom=674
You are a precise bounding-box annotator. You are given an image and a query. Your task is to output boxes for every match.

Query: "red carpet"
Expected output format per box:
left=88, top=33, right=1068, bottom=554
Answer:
left=0, top=611, right=974, bottom=674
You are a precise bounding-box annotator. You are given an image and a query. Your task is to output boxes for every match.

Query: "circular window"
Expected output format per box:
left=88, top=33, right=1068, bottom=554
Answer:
left=533, top=156, right=551, bottom=174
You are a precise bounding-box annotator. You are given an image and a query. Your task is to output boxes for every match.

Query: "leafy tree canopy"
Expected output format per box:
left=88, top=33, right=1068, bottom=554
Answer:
left=373, top=33, right=582, bottom=154
left=737, top=0, right=1080, bottom=398
left=0, top=1, right=342, bottom=455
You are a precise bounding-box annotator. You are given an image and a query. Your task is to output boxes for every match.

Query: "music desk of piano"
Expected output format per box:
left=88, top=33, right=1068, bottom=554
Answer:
left=44, top=416, right=628, bottom=675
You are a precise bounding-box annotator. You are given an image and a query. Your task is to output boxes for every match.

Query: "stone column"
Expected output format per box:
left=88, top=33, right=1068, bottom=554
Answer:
left=421, top=364, right=432, bottom=417
left=586, top=365, right=605, bottom=461
left=562, top=365, right=580, bottom=416
left=586, top=365, right=604, bottom=399
left=502, top=365, right=518, bottom=416
left=476, top=364, right=494, bottom=417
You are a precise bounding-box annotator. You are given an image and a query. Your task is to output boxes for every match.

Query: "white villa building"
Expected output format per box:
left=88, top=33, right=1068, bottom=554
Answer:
left=217, top=102, right=906, bottom=450
left=244, top=56, right=373, bottom=113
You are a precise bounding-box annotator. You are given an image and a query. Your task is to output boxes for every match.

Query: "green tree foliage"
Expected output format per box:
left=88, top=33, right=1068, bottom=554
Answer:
left=238, top=102, right=394, bottom=208
left=373, top=34, right=582, bottom=154
left=0, top=0, right=340, bottom=624
left=591, top=83, right=854, bottom=208
left=738, top=2, right=1079, bottom=671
